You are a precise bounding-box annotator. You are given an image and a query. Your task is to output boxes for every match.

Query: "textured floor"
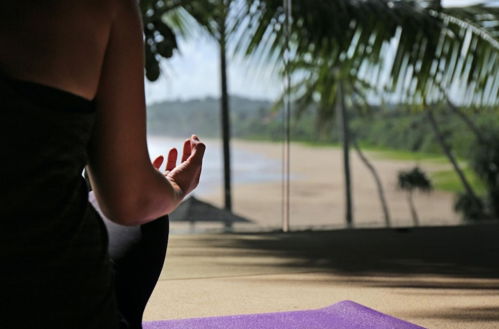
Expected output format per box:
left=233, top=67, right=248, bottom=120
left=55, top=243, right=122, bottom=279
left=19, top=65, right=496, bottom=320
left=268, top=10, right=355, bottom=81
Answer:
left=144, top=224, right=499, bottom=329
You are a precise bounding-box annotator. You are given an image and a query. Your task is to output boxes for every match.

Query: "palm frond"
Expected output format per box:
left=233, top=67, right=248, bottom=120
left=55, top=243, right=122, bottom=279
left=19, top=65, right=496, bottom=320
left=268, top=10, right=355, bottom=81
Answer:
left=235, top=0, right=499, bottom=108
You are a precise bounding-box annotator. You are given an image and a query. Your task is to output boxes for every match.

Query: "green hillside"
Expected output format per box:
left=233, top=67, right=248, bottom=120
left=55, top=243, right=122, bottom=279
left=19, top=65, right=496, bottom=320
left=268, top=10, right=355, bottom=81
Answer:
left=147, top=97, right=499, bottom=160
left=147, top=96, right=275, bottom=138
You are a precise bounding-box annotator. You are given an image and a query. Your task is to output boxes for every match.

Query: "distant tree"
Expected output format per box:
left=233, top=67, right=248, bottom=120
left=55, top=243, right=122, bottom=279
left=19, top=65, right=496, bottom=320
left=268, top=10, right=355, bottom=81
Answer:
left=398, top=167, right=433, bottom=226
left=353, top=139, right=391, bottom=227
left=426, top=109, right=480, bottom=203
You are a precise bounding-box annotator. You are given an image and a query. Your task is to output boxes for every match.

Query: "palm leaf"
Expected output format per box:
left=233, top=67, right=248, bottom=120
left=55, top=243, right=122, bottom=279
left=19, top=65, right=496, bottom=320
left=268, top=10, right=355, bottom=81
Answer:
left=234, top=0, right=499, bottom=109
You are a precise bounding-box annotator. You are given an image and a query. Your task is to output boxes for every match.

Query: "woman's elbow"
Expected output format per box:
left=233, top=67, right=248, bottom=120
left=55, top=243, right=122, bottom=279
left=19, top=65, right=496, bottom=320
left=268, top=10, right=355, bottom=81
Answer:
left=102, top=206, right=146, bottom=226
left=95, top=192, right=174, bottom=226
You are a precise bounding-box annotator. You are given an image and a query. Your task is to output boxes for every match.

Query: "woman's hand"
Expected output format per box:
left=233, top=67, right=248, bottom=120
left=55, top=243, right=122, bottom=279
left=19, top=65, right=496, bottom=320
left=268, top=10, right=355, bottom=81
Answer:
left=152, top=135, right=206, bottom=200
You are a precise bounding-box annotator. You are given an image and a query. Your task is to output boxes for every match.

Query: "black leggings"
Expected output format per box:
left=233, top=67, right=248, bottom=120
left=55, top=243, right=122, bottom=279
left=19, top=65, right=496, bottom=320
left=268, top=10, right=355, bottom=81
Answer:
left=103, top=215, right=169, bottom=329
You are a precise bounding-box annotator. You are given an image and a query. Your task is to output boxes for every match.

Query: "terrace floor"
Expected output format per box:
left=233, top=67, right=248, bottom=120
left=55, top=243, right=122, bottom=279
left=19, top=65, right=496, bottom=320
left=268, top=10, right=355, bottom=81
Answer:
left=144, top=223, right=499, bottom=329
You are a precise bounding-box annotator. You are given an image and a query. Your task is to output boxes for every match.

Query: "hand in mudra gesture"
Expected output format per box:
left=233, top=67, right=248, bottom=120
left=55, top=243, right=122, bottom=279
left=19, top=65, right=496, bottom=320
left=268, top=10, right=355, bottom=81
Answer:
left=153, top=135, right=206, bottom=199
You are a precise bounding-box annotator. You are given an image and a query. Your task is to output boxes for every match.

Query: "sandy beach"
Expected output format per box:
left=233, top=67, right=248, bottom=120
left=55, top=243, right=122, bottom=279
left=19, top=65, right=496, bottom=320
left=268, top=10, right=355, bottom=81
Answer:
left=194, top=140, right=461, bottom=231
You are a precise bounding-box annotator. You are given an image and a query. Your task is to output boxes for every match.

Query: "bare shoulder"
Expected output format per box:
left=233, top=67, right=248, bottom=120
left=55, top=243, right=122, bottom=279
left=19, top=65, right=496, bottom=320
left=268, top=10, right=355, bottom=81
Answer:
left=0, top=0, right=119, bottom=99
left=0, top=1, right=116, bottom=34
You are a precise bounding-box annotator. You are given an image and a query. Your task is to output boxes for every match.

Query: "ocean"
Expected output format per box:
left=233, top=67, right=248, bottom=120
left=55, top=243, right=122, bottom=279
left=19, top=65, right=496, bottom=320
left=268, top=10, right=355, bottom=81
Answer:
left=147, top=136, right=281, bottom=196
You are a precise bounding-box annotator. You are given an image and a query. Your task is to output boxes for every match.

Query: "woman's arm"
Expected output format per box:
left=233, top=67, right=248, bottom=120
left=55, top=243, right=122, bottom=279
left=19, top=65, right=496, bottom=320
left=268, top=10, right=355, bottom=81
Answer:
left=87, top=0, right=203, bottom=226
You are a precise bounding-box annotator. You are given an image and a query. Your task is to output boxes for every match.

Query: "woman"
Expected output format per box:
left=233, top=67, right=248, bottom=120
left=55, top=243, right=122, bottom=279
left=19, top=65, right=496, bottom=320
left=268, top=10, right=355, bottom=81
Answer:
left=0, top=1, right=204, bottom=328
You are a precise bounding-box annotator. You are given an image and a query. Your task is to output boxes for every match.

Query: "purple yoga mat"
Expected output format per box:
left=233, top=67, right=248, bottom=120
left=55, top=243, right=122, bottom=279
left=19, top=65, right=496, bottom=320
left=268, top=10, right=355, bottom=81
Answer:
left=143, top=300, right=426, bottom=329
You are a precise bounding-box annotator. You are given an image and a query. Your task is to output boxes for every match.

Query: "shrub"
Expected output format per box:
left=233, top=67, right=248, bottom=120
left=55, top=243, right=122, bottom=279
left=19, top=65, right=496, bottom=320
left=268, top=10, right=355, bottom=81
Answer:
left=469, top=128, right=499, bottom=220
left=454, top=193, right=487, bottom=221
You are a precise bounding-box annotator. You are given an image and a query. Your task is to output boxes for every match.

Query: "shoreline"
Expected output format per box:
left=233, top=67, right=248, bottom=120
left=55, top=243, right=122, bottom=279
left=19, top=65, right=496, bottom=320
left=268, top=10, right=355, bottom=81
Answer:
left=184, top=139, right=462, bottom=231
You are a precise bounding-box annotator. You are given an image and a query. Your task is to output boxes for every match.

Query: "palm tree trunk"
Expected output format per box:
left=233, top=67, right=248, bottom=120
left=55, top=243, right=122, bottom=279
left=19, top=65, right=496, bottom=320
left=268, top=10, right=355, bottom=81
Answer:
left=407, top=190, right=419, bottom=226
left=219, top=6, right=232, bottom=229
left=437, top=83, right=484, bottom=142
left=426, top=109, right=477, bottom=198
left=337, top=81, right=353, bottom=227
left=447, top=98, right=485, bottom=143
left=352, top=139, right=391, bottom=227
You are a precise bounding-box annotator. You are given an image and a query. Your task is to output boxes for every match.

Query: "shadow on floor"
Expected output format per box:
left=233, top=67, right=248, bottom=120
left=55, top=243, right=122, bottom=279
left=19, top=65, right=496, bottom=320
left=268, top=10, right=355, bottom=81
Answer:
left=195, top=223, right=499, bottom=279
left=166, top=223, right=499, bottom=325
left=403, top=306, right=499, bottom=323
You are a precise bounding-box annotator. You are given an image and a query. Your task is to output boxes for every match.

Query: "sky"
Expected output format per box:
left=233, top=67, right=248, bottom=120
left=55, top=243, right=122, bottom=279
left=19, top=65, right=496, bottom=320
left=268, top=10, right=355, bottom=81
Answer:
left=144, top=0, right=494, bottom=104
left=144, top=33, right=282, bottom=104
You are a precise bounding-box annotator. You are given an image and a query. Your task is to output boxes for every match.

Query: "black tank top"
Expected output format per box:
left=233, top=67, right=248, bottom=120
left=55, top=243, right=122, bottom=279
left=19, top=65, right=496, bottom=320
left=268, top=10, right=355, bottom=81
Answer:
left=0, top=75, right=120, bottom=329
